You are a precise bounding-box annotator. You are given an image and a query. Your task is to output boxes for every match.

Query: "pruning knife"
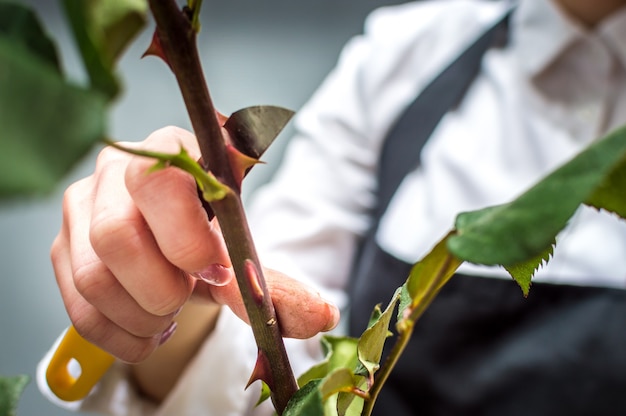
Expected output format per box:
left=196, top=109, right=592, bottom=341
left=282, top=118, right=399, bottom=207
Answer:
left=46, top=106, right=294, bottom=401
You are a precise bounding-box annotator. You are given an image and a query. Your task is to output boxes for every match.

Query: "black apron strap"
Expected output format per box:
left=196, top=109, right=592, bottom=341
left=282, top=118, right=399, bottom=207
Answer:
left=349, top=9, right=512, bottom=329
left=374, top=8, right=511, bottom=222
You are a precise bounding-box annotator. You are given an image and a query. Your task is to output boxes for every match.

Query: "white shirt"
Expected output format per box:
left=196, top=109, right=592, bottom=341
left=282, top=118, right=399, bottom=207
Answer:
left=39, top=0, right=626, bottom=414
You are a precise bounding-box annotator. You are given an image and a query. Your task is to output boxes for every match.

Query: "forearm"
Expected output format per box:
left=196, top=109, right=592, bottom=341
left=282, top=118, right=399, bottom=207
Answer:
left=130, top=301, right=221, bottom=403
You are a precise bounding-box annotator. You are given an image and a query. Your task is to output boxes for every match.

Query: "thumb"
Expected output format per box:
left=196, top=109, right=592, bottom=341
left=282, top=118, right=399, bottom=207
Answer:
left=193, top=268, right=339, bottom=339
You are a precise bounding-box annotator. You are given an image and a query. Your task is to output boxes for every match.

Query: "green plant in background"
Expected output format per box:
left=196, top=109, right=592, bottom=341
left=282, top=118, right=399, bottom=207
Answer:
left=0, top=0, right=146, bottom=198
left=0, top=376, right=30, bottom=416
left=1, top=0, right=625, bottom=415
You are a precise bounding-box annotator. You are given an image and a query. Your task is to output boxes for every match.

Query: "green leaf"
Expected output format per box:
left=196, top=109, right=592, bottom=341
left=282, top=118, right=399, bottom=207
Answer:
left=298, top=336, right=359, bottom=387
left=0, top=375, right=30, bottom=416
left=365, top=305, right=382, bottom=329
left=396, top=283, right=412, bottom=323
left=297, top=336, right=364, bottom=416
left=355, top=288, right=401, bottom=380
left=0, top=2, right=60, bottom=71
left=319, top=368, right=358, bottom=400
left=336, top=391, right=365, bottom=416
left=585, top=139, right=626, bottom=219
left=0, top=1, right=147, bottom=199
left=283, top=379, right=324, bottom=416
left=405, top=232, right=462, bottom=314
left=322, top=369, right=366, bottom=416
left=0, top=34, right=107, bottom=197
left=504, top=243, right=554, bottom=296
left=63, top=0, right=147, bottom=100
left=255, top=381, right=271, bottom=407
left=448, top=126, right=626, bottom=268
left=325, top=337, right=359, bottom=372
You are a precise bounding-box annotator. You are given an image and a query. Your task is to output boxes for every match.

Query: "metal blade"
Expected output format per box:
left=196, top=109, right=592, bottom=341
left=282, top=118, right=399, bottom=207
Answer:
left=198, top=105, right=295, bottom=220
left=223, top=105, right=294, bottom=160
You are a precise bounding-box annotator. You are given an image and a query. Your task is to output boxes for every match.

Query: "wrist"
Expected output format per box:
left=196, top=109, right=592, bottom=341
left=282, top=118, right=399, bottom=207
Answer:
left=130, top=302, right=221, bottom=402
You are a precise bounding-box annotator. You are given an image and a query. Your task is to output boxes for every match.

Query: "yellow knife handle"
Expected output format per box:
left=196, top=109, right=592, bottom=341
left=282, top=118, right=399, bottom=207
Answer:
left=46, top=325, right=115, bottom=401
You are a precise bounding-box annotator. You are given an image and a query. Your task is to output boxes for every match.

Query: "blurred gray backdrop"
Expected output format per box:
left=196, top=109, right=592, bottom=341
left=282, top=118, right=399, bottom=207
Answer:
left=0, top=0, right=405, bottom=414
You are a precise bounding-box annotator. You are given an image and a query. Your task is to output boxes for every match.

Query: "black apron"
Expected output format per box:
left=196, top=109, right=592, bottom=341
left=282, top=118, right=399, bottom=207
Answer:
left=348, top=11, right=626, bottom=416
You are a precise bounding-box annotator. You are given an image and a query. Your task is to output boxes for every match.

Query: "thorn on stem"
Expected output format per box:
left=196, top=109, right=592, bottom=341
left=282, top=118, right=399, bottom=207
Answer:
left=226, top=144, right=262, bottom=187
left=246, top=349, right=275, bottom=391
left=244, top=259, right=265, bottom=305
left=142, top=30, right=170, bottom=67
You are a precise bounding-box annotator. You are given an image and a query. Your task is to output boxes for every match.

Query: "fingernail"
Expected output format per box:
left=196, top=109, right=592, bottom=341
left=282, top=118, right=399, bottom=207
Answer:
left=191, top=264, right=233, bottom=286
left=323, top=303, right=340, bottom=332
left=159, top=321, right=178, bottom=346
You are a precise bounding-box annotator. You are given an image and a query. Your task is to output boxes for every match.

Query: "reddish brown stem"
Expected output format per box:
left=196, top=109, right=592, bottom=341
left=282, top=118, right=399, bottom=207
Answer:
left=146, top=1, right=298, bottom=413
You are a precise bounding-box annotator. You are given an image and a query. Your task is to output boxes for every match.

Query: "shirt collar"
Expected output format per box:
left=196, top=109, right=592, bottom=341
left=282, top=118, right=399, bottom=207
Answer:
left=512, top=0, right=585, bottom=77
left=512, top=0, right=626, bottom=77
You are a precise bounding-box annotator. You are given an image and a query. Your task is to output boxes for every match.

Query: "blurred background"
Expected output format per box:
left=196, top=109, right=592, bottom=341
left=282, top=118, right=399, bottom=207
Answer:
left=0, top=0, right=405, bottom=414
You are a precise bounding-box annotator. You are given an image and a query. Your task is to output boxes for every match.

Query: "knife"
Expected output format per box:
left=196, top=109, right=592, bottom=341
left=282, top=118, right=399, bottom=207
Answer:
left=46, top=106, right=294, bottom=401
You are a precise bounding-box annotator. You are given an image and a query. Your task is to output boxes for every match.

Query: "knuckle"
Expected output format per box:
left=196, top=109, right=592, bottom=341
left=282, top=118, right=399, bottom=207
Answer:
left=127, top=318, right=170, bottom=339
left=165, top=237, right=208, bottom=272
left=61, top=180, right=81, bottom=207
left=73, top=260, right=110, bottom=303
left=116, top=339, right=157, bottom=364
left=126, top=152, right=195, bottom=197
left=147, top=126, right=197, bottom=150
left=61, top=178, right=91, bottom=218
left=89, top=211, right=143, bottom=259
left=68, top=304, right=101, bottom=343
left=95, top=144, right=128, bottom=169
left=70, top=308, right=157, bottom=363
left=50, top=234, right=64, bottom=265
left=151, top=125, right=184, bottom=141
left=162, top=221, right=226, bottom=274
left=146, top=273, right=191, bottom=316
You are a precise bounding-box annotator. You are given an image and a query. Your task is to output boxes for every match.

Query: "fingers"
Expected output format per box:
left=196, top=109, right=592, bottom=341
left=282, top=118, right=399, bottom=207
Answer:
left=124, top=127, right=232, bottom=277
left=268, top=272, right=340, bottom=338
left=123, top=128, right=339, bottom=338
left=203, top=268, right=340, bottom=339
left=53, top=179, right=170, bottom=362
left=52, top=236, right=163, bottom=363
left=52, top=124, right=339, bottom=369
left=89, top=149, right=195, bottom=316
left=52, top=126, right=227, bottom=363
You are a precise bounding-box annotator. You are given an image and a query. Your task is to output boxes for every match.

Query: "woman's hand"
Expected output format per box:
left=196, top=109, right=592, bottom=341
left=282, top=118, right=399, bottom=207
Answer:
left=51, top=126, right=339, bottom=368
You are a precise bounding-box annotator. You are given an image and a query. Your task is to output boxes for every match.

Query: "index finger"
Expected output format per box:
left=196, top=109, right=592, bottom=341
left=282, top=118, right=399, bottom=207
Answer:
left=124, top=127, right=232, bottom=275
